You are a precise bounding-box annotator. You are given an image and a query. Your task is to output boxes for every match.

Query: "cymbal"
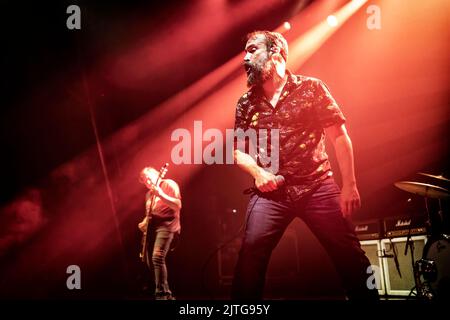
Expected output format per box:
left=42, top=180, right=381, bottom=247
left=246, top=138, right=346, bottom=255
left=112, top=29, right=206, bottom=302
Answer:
left=418, top=172, right=450, bottom=182
left=394, top=181, right=450, bottom=199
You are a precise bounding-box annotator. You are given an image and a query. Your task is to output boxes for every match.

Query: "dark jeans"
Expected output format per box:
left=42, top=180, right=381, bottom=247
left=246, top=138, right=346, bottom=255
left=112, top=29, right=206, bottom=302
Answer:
left=146, top=230, right=174, bottom=294
left=232, top=178, right=379, bottom=300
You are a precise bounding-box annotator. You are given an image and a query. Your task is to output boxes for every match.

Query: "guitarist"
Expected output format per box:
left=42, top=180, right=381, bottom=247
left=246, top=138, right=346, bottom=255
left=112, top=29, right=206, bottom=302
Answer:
left=138, top=166, right=182, bottom=300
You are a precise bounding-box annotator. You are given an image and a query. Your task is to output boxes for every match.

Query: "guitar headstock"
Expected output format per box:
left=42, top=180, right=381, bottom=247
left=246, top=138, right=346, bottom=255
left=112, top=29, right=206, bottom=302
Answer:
left=140, top=163, right=169, bottom=187
left=159, top=163, right=169, bottom=180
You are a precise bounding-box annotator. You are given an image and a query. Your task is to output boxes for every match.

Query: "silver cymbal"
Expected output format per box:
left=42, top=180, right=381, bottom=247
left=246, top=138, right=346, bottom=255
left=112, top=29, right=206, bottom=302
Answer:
left=394, top=181, right=450, bottom=199
left=418, top=172, right=450, bottom=182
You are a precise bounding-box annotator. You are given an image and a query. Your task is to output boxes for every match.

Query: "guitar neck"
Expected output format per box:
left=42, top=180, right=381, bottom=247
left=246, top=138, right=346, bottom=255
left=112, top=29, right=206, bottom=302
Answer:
left=145, top=189, right=158, bottom=217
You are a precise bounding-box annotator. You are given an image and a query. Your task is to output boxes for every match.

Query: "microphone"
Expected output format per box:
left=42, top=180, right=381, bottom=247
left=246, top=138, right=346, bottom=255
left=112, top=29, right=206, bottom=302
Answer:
left=243, top=175, right=285, bottom=194
left=389, top=240, right=402, bottom=278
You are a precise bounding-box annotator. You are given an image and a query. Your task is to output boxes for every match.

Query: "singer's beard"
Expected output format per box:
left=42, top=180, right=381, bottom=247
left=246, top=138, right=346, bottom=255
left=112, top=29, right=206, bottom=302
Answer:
left=246, top=60, right=275, bottom=88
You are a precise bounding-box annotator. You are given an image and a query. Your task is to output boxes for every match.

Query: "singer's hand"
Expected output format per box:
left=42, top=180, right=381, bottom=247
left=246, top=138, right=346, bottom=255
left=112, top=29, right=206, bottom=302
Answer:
left=254, top=169, right=280, bottom=192
left=340, top=184, right=361, bottom=217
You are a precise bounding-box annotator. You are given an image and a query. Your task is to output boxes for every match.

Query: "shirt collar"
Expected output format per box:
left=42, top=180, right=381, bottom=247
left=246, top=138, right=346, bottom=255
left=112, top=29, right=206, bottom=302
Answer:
left=248, top=70, right=296, bottom=95
left=247, top=70, right=297, bottom=108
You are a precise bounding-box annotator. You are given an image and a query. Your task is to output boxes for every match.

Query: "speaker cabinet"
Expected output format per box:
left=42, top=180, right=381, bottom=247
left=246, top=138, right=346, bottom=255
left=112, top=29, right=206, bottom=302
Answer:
left=380, top=236, right=427, bottom=296
left=360, top=240, right=385, bottom=295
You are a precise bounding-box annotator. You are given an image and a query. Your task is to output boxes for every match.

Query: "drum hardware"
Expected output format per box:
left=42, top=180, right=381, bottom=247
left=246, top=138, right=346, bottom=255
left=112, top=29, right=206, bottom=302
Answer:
left=416, top=259, right=437, bottom=283
left=401, top=216, right=432, bottom=299
left=394, top=181, right=449, bottom=199
left=394, top=176, right=449, bottom=300
left=411, top=259, right=435, bottom=300
left=421, top=236, right=450, bottom=300
left=404, top=229, right=434, bottom=300
left=418, top=172, right=450, bottom=183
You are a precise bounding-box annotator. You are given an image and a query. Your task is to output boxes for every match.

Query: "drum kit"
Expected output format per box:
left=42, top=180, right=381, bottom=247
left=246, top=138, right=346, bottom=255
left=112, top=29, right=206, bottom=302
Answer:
left=394, top=172, right=449, bottom=300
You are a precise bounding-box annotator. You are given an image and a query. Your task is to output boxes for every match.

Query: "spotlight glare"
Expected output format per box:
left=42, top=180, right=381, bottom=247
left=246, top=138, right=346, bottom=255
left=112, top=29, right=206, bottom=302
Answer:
left=327, top=15, right=338, bottom=27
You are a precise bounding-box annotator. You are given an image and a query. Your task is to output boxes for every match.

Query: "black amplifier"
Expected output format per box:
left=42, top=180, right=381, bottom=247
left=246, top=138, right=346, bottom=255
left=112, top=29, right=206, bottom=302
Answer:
left=383, top=215, right=427, bottom=238
left=354, top=219, right=383, bottom=240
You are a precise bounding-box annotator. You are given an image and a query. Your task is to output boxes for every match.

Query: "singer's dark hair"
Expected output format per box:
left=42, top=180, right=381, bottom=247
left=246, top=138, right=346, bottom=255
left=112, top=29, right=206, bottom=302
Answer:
left=246, top=30, right=288, bottom=62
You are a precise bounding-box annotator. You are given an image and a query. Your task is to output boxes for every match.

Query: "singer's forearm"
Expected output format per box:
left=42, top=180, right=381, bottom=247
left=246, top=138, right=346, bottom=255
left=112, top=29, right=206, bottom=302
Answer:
left=233, top=149, right=265, bottom=179
left=234, top=149, right=281, bottom=192
left=334, top=135, right=357, bottom=187
left=325, top=124, right=357, bottom=187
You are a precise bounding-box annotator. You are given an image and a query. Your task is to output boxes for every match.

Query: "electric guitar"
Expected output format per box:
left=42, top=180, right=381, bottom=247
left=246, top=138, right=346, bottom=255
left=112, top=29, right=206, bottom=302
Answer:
left=139, top=163, right=169, bottom=262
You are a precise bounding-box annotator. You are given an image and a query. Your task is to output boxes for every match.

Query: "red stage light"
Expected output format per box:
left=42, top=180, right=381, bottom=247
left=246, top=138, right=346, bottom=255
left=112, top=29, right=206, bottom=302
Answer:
left=326, top=15, right=338, bottom=27
left=283, top=21, right=291, bottom=31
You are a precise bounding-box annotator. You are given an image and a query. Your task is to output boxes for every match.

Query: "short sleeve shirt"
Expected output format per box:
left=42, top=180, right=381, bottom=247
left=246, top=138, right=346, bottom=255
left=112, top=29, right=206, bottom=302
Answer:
left=234, top=72, right=346, bottom=201
left=146, top=179, right=181, bottom=233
